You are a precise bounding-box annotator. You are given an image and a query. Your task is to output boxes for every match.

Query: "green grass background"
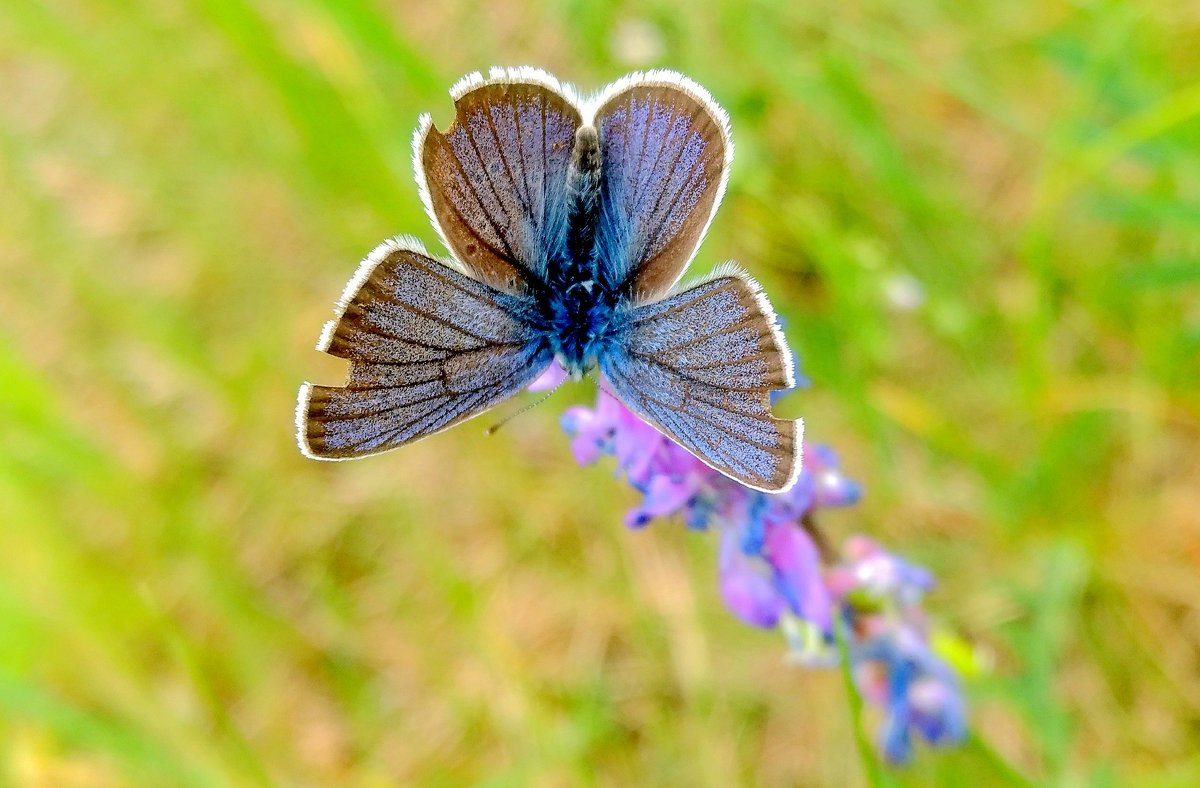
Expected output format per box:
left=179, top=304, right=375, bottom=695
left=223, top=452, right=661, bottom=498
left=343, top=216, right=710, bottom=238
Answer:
left=2, top=0, right=1199, bottom=785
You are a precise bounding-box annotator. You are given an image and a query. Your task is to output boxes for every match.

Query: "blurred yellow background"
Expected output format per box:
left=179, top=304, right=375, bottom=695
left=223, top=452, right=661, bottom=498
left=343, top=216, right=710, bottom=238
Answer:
left=1, top=1, right=1198, bottom=785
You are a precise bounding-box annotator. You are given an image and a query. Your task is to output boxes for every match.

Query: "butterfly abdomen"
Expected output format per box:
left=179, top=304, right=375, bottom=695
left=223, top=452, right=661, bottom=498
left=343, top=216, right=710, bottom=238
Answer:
left=565, top=125, right=601, bottom=265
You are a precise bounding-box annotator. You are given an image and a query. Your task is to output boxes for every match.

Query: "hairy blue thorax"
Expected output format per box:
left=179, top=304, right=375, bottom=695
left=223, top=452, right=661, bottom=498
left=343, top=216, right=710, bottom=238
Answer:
left=532, top=124, right=622, bottom=377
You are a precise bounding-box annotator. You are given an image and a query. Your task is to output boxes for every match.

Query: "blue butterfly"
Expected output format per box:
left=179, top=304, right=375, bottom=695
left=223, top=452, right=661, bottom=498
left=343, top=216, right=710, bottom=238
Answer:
left=297, top=68, right=802, bottom=492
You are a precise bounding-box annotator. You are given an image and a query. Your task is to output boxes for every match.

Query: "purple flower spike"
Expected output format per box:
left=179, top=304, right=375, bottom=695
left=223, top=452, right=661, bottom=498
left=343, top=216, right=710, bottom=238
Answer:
left=807, top=445, right=863, bottom=508
left=834, top=540, right=966, bottom=764
left=840, top=535, right=935, bottom=605
left=625, top=473, right=699, bottom=528
left=562, top=405, right=612, bottom=465
left=558, top=388, right=967, bottom=767
left=909, top=671, right=968, bottom=746
left=764, top=522, right=833, bottom=631
left=719, top=527, right=785, bottom=628
left=870, top=639, right=967, bottom=764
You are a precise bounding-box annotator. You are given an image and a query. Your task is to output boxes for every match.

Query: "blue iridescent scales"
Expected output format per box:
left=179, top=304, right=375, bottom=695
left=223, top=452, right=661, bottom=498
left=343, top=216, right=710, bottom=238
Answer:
left=297, top=67, right=803, bottom=492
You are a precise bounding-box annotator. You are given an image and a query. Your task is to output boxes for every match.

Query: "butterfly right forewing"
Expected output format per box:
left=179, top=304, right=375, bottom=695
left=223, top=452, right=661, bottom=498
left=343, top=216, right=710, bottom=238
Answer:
left=416, top=68, right=583, bottom=294
left=589, top=72, right=732, bottom=301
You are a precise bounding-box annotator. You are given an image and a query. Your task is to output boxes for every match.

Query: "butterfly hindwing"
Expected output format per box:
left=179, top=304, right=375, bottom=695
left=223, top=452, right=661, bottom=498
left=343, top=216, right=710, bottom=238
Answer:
left=416, top=68, right=582, bottom=294
left=599, top=270, right=800, bottom=492
left=298, top=238, right=551, bottom=459
left=591, top=72, right=731, bottom=301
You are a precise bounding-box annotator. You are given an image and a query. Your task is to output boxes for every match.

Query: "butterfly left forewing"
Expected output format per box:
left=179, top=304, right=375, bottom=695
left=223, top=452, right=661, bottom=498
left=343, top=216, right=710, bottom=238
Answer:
left=600, top=270, right=801, bottom=492
left=298, top=237, right=551, bottom=459
left=589, top=71, right=732, bottom=301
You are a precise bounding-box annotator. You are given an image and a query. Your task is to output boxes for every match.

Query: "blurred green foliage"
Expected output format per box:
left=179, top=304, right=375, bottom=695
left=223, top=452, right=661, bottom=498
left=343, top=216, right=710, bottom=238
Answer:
left=1, top=0, right=1198, bottom=785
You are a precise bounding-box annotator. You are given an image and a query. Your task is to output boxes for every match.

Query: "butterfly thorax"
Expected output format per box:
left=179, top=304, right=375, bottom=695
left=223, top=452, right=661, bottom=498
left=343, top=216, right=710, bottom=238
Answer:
left=536, top=125, right=620, bottom=378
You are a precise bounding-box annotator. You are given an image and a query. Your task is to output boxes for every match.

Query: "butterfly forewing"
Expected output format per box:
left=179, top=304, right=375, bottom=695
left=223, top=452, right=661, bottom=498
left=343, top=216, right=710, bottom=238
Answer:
left=600, top=272, right=800, bottom=492
left=298, top=238, right=551, bottom=459
left=591, top=73, right=731, bottom=301
left=417, top=70, right=582, bottom=293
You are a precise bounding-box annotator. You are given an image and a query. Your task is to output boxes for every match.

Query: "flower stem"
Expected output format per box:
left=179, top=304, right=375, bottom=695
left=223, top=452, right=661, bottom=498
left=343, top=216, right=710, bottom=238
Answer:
left=835, top=615, right=889, bottom=788
left=800, top=511, right=838, bottom=564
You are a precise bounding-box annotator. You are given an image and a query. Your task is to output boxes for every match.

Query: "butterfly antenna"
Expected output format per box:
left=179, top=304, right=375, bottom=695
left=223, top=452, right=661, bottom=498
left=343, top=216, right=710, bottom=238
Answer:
left=484, top=377, right=566, bottom=436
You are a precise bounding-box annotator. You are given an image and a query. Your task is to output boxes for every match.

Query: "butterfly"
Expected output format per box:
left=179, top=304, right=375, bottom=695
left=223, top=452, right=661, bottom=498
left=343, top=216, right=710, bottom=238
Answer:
left=297, top=68, right=802, bottom=492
